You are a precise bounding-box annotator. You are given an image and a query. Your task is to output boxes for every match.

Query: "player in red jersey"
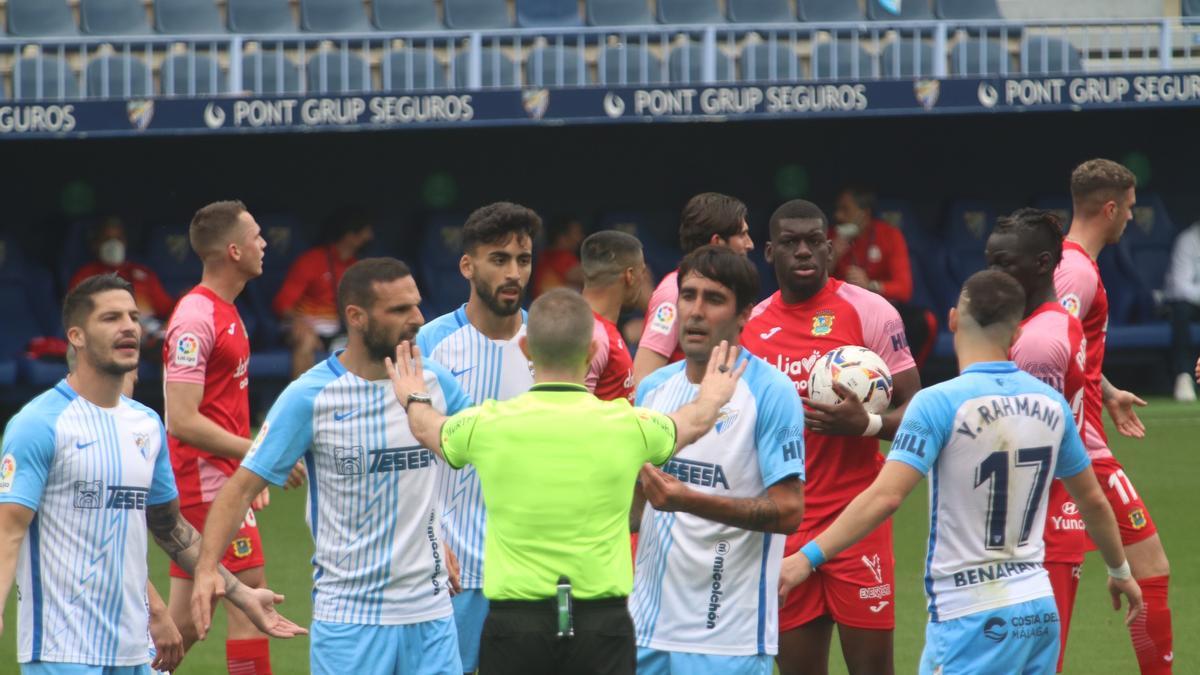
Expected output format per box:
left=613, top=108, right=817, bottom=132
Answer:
left=986, top=208, right=1088, bottom=671
left=632, top=193, right=755, bottom=385
left=581, top=230, right=647, bottom=403
left=162, top=201, right=303, bottom=675
left=1054, top=159, right=1173, bottom=674
left=741, top=200, right=920, bottom=675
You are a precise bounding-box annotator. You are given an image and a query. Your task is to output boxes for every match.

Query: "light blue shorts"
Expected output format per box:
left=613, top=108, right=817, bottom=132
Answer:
left=22, top=664, right=149, bottom=675
left=452, top=589, right=489, bottom=672
left=310, top=617, right=462, bottom=675
left=919, top=597, right=1060, bottom=675
left=636, top=647, right=772, bottom=675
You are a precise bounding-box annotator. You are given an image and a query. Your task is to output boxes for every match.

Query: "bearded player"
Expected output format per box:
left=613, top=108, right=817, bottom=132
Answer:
left=741, top=200, right=920, bottom=675
left=1054, top=159, right=1173, bottom=674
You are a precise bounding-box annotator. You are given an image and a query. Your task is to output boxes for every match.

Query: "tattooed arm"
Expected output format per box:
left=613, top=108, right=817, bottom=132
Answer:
left=638, top=465, right=804, bottom=534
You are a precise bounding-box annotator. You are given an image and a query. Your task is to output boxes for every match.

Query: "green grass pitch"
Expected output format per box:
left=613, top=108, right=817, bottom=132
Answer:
left=3, top=399, right=1195, bottom=673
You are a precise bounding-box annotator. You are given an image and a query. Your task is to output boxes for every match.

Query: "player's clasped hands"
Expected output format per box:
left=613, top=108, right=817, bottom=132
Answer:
left=803, top=380, right=870, bottom=436
left=190, top=568, right=308, bottom=642
left=777, top=550, right=815, bottom=605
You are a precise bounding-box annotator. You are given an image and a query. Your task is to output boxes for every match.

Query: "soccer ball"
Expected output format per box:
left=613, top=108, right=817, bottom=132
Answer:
left=807, top=346, right=894, bottom=414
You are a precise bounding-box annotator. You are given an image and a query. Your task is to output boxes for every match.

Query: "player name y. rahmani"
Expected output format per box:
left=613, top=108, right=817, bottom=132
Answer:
left=955, top=395, right=1062, bottom=440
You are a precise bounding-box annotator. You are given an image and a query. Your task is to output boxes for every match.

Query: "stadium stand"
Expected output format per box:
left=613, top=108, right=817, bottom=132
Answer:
left=12, top=55, right=80, bottom=99
left=154, top=0, right=228, bottom=34
left=668, top=43, right=737, bottom=83
left=526, top=45, right=590, bottom=86
left=517, top=0, right=584, bottom=27
left=85, top=54, right=153, bottom=98
left=936, top=0, right=1004, bottom=20
left=586, top=0, right=654, bottom=27
left=1021, top=35, right=1084, bottom=74
left=1185, top=0, right=1200, bottom=18
left=241, top=49, right=304, bottom=94
left=162, top=52, right=225, bottom=95
left=742, top=42, right=805, bottom=81
left=880, top=38, right=936, bottom=77
left=797, top=0, right=865, bottom=22
left=948, top=37, right=1012, bottom=75
left=307, top=49, right=372, bottom=92
left=867, top=0, right=935, bottom=21
left=373, top=0, right=443, bottom=31
left=227, top=0, right=298, bottom=33
left=417, top=212, right=471, bottom=317
left=811, top=41, right=876, bottom=79
left=657, top=0, right=725, bottom=25
left=444, top=0, right=513, bottom=29
left=301, top=0, right=374, bottom=33
left=6, top=0, right=79, bottom=37
left=728, top=0, right=795, bottom=24
left=80, top=0, right=153, bottom=36
left=453, top=47, right=519, bottom=87
left=383, top=48, right=448, bottom=89
left=599, top=44, right=665, bottom=84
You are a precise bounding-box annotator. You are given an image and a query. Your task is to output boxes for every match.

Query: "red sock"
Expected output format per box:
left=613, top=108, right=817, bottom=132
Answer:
left=1129, top=575, right=1173, bottom=674
left=227, top=638, right=272, bottom=675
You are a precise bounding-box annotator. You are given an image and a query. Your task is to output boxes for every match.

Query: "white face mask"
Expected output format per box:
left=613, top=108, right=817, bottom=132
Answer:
left=98, top=238, right=126, bottom=266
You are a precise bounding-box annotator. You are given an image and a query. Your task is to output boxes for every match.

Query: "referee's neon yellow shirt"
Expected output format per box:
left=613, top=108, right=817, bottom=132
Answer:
left=441, top=382, right=676, bottom=601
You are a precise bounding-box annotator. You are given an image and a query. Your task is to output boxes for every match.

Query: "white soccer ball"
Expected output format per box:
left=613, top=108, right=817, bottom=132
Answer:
left=807, top=346, right=894, bottom=414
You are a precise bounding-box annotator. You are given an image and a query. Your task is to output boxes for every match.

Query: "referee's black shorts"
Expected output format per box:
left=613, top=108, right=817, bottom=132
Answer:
left=479, top=596, right=634, bottom=675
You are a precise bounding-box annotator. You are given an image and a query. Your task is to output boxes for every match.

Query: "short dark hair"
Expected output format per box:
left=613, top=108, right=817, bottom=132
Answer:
left=1070, top=159, right=1136, bottom=215
left=840, top=186, right=877, bottom=215
left=677, top=245, right=761, bottom=314
left=63, top=274, right=134, bottom=331
left=678, top=193, right=748, bottom=254
left=461, top=202, right=542, bottom=253
left=580, top=230, right=643, bottom=286
left=960, top=270, right=1025, bottom=329
left=526, top=288, right=595, bottom=370
left=768, top=199, right=828, bottom=239
left=337, top=257, right=413, bottom=320
left=993, top=208, right=1065, bottom=267
left=189, top=200, right=248, bottom=257
left=320, top=206, right=372, bottom=245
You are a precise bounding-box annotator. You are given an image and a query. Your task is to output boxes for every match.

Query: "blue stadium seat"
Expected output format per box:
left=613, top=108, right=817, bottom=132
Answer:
left=944, top=200, right=999, bottom=285
left=162, top=53, right=226, bottom=95
left=1021, top=36, right=1083, bottom=75
left=307, top=51, right=372, bottom=93
left=301, top=0, right=371, bottom=32
left=594, top=211, right=680, bottom=278
left=256, top=214, right=310, bottom=299
left=526, top=46, right=590, bottom=86
left=1030, top=195, right=1071, bottom=225
left=517, top=0, right=583, bottom=27
left=728, top=0, right=794, bottom=23
left=668, top=44, right=736, bottom=83
left=866, top=0, right=934, bottom=21
left=936, top=0, right=1002, bottom=20
left=742, top=43, right=804, bottom=81
left=1124, top=194, right=1176, bottom=249
left=797, top=0, right=864, bottom=22
left=444, top=0, right=511, bottom=29
left=241, top=51, right=303, bottom=94
left=881, top=38, right=936, bottom=77
left=1132, top=247, right=1171, bottom=294
left=1186, top=0, right=1200, bottom=15
left=7, top=0, right=79, bottom=36
left=599, top=45, right=665, bottom=85
left=228, top=0, right=297, bottom=33
left=658, top=0, right=724, bottom=24
left=146, top=224, right=203, bottom=297
left=418, top=213, right=471, bottom=318
left=949, top=38, right=1012, bottom=75
left=373, top=0, right=442, bottom=31
left=811, top=41, right=876, bottom=79
left=155, top=0, right=226, bottom=34
left=587, top=0, right=653, bottom=26
left=383, top=49, right=448, bottom=90
left=453, top=49, right=519, bottom=87
left=85, top=55, right=153, bottom=98
left=13, top=56, right=80, bottom=99
left=80, top=0, right=152, bottom=35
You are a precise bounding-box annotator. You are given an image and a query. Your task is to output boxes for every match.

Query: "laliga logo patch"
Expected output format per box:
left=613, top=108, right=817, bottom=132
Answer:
left=126, top=100, right=154, bottom=131
left=522, top=88, right=550, bottom=120
left=1060, top=293, right=1081, bottom=318
left=0, top=454, right=15, bottom=493
left=649, top=303, right=677, bottom=335
left=913, top=79, right=940, bottom=110
left=715, top=407, right=739, bottom=434
left=175, top=333, right=200, bottom=367
left=246, top=422, right=269, bottom=460
left=811, top=311, right=835, bottom=336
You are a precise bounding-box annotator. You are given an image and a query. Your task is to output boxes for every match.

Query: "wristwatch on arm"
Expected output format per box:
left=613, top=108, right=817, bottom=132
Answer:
left=405, top=392, right=433, bottom=411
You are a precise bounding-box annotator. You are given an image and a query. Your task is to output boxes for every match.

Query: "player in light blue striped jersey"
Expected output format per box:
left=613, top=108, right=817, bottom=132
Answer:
left=417, top=203, right=540, bottom=674
left=778, top=270, right=1142, bottom=675
left=191, top=259, right=472, bottom=674
left=0, top=275, right=303, bottom=675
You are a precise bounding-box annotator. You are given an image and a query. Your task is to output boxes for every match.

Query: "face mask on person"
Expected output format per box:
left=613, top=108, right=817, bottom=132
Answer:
left=98, top=239, right=125, bottom=266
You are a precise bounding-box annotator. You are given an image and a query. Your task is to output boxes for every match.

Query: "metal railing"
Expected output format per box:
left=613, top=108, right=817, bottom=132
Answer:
left=0, top=17, right=1196, bottom=100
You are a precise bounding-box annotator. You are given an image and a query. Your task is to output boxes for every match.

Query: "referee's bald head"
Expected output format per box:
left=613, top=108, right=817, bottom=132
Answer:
left=525, top=289, right=595, bottom=372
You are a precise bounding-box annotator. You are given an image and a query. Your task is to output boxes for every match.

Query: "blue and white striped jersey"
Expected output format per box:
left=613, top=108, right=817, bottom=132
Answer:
left=241, top=352, right=471, bottom=625
left=0, top=380, right=177, bottom=666
left=887, top=361, right=1091, bottom=622
left=631, top=352, right=805, bottom=657
left=417, top=305, right=533, bottom=590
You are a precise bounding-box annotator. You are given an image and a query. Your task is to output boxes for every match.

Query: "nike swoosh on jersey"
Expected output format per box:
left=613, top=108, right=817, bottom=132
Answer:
left=76, top=440, right=98, bottom=449
left=333, top=409, right=360, bottom=421
left=451, top=366, right=475, bottom=377
left=760, top=326, right=782, bottom=340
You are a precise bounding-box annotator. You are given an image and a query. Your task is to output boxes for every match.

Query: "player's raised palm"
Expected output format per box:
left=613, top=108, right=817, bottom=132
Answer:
left=696, top=340, right=746, bottom=409
left=235, top=586, right=308, bottom=638
left=385, top=341, right=427, bottom=408
left=1105, top=388, right=1147, bottom=439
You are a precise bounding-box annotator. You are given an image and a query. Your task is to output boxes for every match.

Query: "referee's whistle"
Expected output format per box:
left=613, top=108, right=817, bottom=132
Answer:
left=556, top=575, right=574, bottom=639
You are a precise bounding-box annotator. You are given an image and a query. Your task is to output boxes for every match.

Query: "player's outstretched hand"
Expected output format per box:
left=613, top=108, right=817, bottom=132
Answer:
left=385, top=342, right=427, bottom=409
left=228, top=585, right=308, bottom=639
left=189, top=566, right=225, bottom=641
left=802, top=381, right=870, bottom=436
left=149, top=606, right=185, bottom=672
left=1105, top=388, right=1147, bottom=439
left=284, top=461, right=308, bottom=490
left=1109, top=576, right=1144, bottom=626
left=778, top=553, right=813, bottom=605
left=697, top=340, right=747, bottom=408
left=445, top=543, right=462, bottom=596
left=250, top=488, right=270, bottom=511
left=639, top=462, right=693, bottom=512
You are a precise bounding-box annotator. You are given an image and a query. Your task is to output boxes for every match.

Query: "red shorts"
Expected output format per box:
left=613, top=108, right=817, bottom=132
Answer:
left=1086, top=455, right=1157, bottom=549
left=1046, top=561, right=1082, bottom=672
left=169, top=501, right=265, bottom=579
left=1043, top=479, right=1086, bottom=564
left=780, top=520, right=894, bottom=632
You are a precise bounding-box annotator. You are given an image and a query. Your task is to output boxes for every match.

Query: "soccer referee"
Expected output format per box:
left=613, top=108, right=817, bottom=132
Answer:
left=386, top=289, right=745, bottom=675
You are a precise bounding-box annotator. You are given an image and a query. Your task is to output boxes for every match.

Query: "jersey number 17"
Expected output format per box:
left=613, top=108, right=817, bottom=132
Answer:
left=975, top=446, right=1052, bottom=550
